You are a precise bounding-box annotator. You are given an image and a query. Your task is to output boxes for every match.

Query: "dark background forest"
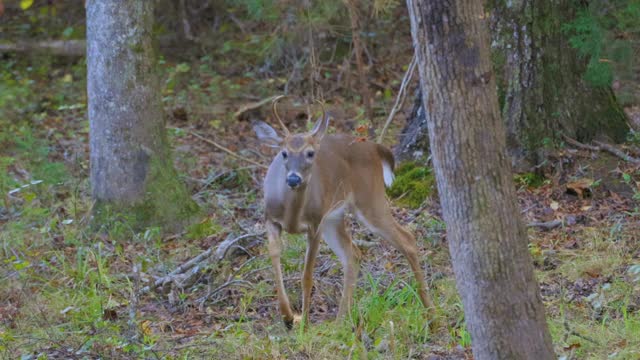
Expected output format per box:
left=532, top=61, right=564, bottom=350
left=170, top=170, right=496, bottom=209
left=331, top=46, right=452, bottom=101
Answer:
left=1, top=0, right=639, bottom=358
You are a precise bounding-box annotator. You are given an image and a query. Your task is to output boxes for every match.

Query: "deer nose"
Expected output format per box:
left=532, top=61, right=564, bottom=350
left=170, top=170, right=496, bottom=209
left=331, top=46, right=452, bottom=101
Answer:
left=286, top=173, right=302, bottom=188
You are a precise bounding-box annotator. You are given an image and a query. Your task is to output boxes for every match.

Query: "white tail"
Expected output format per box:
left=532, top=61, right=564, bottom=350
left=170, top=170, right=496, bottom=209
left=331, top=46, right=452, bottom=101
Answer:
left=254, top=96, right=433, bottom=328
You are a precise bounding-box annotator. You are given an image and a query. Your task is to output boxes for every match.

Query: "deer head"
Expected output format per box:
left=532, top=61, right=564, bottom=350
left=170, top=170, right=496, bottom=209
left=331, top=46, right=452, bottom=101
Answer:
left=254, top=96, right=328, bottom=190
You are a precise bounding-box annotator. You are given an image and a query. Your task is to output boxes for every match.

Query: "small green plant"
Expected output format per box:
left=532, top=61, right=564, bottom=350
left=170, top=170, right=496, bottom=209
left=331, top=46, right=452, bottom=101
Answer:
left=515, top=172, right=547, bottom=188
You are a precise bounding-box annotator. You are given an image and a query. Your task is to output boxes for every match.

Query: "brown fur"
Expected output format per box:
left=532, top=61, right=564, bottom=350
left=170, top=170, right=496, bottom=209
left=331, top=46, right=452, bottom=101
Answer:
left=256, top=116, right=434, bottom=328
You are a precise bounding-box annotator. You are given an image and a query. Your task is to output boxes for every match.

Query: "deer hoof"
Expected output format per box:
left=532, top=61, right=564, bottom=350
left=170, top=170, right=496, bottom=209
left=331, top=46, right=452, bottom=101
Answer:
left=283, top=317, right=293, bottom=330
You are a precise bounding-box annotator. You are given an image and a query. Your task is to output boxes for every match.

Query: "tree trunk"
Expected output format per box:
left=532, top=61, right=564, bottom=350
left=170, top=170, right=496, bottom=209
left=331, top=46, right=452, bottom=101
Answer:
left=406, top=1, right=555, bottom=359
left=87, top=0, right=197, bottom=230
left=492, top=0, right=627, bottom=170
left=394, top=88, right=428, bottom=162
left=398, top=1, right=628, bottom=169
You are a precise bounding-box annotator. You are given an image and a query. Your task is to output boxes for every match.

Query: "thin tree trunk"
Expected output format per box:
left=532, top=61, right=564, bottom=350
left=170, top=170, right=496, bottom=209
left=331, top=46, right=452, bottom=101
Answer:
left=406, top=1, right=555, bottom=359
left=87, top=0, right=197, bottom=230
left=394, top=88, right=429, bottom=162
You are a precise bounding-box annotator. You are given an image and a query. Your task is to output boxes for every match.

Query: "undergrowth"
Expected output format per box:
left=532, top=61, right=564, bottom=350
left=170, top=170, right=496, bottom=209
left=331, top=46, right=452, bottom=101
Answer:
left=1, top=48, right=639, bottom=360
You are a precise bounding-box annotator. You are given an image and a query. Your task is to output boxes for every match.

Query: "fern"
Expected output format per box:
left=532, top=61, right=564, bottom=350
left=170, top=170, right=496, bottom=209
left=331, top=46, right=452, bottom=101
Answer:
left=564, top=0, right=640, bottom=88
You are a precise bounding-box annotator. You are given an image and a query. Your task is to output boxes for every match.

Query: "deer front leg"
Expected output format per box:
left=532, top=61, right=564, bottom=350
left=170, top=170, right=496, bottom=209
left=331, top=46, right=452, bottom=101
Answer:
left=266, top=221, right=295, bottom=328
left=301, top=226, right=321, bottom=326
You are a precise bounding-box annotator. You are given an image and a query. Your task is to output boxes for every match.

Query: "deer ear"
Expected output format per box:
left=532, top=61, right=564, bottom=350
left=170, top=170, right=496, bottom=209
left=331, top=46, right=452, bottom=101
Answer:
left=310, top=114, right=330, bottom=140
left=253, top=121, right=282, bottom=147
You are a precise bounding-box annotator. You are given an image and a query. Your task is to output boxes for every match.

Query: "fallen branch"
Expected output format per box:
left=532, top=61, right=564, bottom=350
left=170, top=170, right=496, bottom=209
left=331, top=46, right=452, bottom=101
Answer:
left=378, top=54, right=417, bottom=144
left=563, top=134, right=640, bottom=165
left=170, top=127, right=268, bottom=169
left=138, top=232, right=263, bottom=294
left=562, top=134, right=600, bottom=151
left=0, top=36, right=179, bottom=57
left=527, top=219, right=563, bottom=231
left=594, top=140, right=640, bottom=165
left=0, top=40, right=85, bottom=57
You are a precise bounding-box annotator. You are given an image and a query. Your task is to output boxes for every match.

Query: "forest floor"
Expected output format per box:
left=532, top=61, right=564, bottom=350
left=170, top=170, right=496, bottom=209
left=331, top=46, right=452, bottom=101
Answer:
left=1, top=55, right=640, bottom=360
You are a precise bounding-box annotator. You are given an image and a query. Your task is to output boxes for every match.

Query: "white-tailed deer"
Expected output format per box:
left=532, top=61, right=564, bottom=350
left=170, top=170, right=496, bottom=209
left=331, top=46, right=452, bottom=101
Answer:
left=254, top=96, right=433, bottom=328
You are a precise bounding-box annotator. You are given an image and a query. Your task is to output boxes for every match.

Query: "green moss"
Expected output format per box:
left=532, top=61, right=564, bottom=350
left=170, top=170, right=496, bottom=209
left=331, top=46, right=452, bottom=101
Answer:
left=387, top=162, right=435, bottom=209
left=93, top=156, right=200, bottom=235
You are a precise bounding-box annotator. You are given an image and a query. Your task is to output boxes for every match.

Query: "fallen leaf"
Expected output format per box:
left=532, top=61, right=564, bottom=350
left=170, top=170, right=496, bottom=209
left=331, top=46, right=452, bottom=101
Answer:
left=102, top=308, right=118, bottom=321
left=140, top=320, right=153, bottom=336
left=566, top=178, right=594, bottom=198
left=563, top=343, right=581, bottom=351
left=20, top=0, right=33, bottom=10
left=550, top=201, right=560, bottom=211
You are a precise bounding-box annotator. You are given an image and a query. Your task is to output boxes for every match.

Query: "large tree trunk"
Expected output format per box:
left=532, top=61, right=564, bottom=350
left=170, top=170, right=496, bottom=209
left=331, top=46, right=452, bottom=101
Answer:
left=406, top=1, right=555, bottom=359
left=87, top=0, right=197, bottom=230
left=493, top=0, right=627, bottom=170
left=398, top=1, right=628, bottom=170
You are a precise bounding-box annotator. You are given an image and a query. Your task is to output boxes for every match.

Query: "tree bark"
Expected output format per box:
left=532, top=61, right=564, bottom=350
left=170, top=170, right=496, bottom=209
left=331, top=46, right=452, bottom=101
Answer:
left=406, top=1, right=555, bottom=359
left=398, top=1, right=628, bottom=170
left=87, top=0, right=197, bottom=230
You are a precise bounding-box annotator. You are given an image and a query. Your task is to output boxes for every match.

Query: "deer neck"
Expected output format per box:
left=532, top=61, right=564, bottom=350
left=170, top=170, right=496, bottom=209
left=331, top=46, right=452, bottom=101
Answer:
left=282, top=185, right=310, bottom=232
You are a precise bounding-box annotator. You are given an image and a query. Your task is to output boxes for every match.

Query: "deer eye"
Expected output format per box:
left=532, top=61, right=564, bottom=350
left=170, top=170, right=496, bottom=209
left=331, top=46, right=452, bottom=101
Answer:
left=282, top=151, right=288, bottom=159
left=306, top=150, right=315, bottom=159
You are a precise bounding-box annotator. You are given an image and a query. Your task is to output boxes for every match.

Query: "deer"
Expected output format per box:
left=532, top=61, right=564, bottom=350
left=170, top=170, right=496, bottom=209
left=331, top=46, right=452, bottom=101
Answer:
left=253, top=96, right=434, bottom=328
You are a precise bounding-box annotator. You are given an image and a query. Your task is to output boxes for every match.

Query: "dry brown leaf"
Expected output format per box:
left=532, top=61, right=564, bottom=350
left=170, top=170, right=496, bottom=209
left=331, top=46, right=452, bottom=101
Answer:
left=566, top=178, right=595, bottom=198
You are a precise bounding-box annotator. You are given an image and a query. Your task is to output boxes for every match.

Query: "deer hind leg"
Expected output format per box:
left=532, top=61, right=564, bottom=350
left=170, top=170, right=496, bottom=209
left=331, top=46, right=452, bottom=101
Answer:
left=321, top=207, right=360, bottom=319
left=266, top=220, right=295, bottom=328
left=356, top=208, right=434, bottom=311
left=301, top=225, right=321, bottom=325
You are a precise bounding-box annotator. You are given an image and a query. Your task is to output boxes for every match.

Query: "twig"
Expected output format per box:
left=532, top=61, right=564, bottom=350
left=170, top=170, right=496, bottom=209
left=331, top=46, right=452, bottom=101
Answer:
left=195, top=166, right=258, bottom=196
left=563, top=319, right=601, bottom=345
left=128, top=263, right=140, bottom=340
left=232, top=95, right=278, bottom=119
left=197, top=279, right=253, bottom=304
left=170, top=127, right=268, bottom=169
left=594, top=140, right=640, bottom=165
left=378, top=54, right=417, bottom=143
